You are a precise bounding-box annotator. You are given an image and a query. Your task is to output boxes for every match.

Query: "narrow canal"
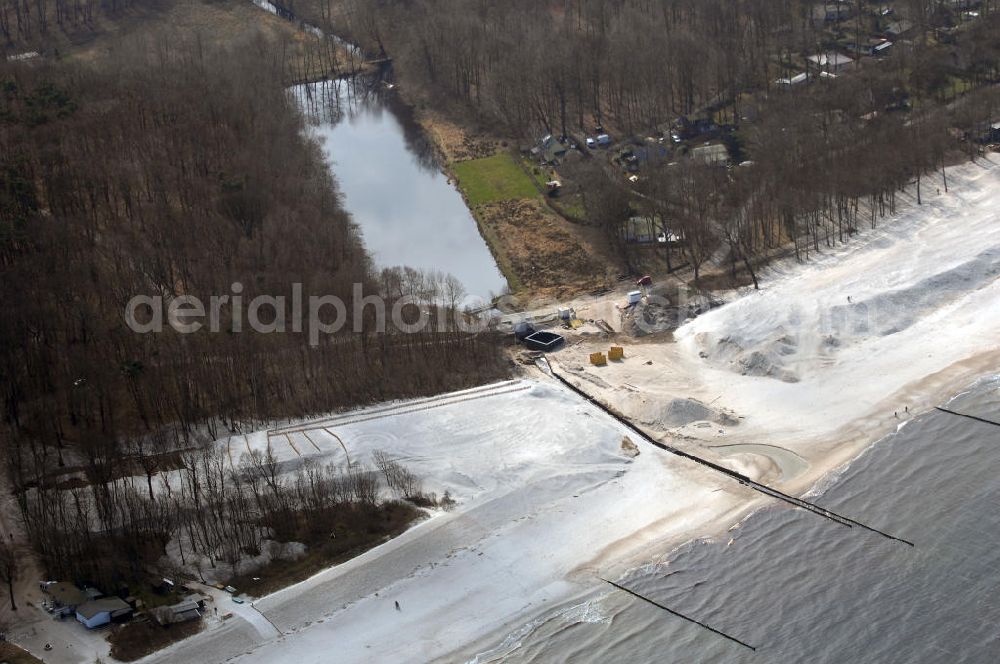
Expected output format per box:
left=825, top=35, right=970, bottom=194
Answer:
left=251, top=0, right=506, bottom=302
left=291, top=77, right=506, bottom=304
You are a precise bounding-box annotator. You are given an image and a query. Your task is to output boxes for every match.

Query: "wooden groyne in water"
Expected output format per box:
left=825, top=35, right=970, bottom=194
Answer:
left=601, top=577, right=756, bottom=651
left=538, top=358, right=915, bottom=547
left=935, top=406, right=1000, bottom=428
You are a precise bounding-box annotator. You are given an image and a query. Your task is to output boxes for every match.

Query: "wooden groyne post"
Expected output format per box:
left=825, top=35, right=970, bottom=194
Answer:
left=600, top=578, right=756, bottom=651
left=935, top=406, right=1000, bottom=428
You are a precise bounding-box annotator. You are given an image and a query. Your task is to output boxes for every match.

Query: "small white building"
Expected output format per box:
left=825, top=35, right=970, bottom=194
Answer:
left=75, top=597, right=132, bottom=629
left=808, top=52, right=854, bottom=72
left=873, top=41, right=894, bottom=56
left=776, top=72, right=809, bottom=87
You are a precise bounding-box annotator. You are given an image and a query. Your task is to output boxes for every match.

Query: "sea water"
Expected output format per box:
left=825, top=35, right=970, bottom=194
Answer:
left=491, top=376, right=1000, bottom=664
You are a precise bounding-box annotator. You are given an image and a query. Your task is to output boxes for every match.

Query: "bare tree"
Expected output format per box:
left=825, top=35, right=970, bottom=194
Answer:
left=0, top=540, right=18, bottom=611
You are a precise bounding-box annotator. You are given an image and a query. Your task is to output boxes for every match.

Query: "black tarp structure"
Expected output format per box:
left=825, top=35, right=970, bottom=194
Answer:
left=523, top=331, right=564, bottom=351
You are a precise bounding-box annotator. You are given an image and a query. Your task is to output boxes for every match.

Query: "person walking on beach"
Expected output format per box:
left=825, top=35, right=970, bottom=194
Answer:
left=395, top=601, right=400, bottom=611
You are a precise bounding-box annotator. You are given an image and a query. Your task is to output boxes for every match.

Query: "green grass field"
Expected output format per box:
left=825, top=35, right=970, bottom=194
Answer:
left=452, top=153, right=539, bottom=205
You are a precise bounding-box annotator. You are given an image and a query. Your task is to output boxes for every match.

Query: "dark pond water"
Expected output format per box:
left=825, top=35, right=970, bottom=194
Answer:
left=292, top=79, right=507, bottom=304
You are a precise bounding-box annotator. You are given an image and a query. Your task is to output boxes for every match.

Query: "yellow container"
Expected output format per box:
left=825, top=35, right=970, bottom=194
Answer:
left=590, top=352, right=608, bottom=366
left=608, top=346, right=624, bottom=361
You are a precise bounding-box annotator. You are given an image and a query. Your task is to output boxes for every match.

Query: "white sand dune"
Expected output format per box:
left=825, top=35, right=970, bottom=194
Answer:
left=672, top=155, right=1000, bottom=470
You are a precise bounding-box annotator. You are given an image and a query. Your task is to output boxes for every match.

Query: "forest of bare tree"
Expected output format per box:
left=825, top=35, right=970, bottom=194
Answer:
left=322, top=0, right=1000, bottom=134
left=0, top=28, right=507, bottom=587
left=2, top=0, right=1000, bottom=595
left=309, top=0, right=1000, bottom=281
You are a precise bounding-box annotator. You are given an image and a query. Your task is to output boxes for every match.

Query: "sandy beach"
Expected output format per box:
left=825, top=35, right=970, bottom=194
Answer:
left=124, top=155, right=1000, bottom=664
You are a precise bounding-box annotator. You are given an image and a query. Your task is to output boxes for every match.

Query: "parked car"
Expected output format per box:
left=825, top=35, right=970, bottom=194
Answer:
left=585, top=137, right=596, bottom=149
